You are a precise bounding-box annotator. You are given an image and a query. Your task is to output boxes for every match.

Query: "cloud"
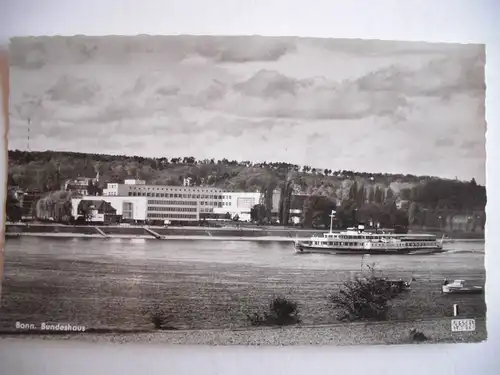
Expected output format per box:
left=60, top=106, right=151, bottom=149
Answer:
left=357, top=53, right=485, bottom=98
left=234, top=70, right=304, bottom=97
left=7, top=35, right=486, bottom=184
left=434, top=137, right=455, bottom=147
left=229, top=69, right=409, bottom=120
left=192, top=36, right=295, bottom=63
left=307, top=38, right=484, bottom=58
left=156, top=85, right=179, bottom=96
left=9, top=35, right=296, bottom=70
left=45, top=75, right=101, bottom=104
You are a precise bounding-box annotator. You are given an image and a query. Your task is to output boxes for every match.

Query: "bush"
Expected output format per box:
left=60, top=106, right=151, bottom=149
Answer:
left=328, top=265, right=396, bottom=322
left=247, top=297, right=301, bottom=327
left=409, top=328, right=428, bottom=342
left=144, top=303, right=176, bottom=330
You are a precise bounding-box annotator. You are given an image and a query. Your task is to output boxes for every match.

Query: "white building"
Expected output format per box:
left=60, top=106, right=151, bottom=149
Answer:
left=72, top=196, right=148, bottom=222
left=103, top=180, right=146, bottom=196
left=100, top=182, right=226, bottom=222
left=213, top=192, right=262, bottom=222
left=124, top=179, right=146, bottom=185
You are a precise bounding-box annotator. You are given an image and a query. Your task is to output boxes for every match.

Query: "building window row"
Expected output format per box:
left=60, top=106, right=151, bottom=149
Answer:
left=130, top=192, right=223, bottom=199
left=200, top=201, right=223, bottom=207
left=200, top=208, right=216, bottom=213
left=147, top=213, right=198, bottom=219
left=148, top=199, right=197, bottom=206
left=148, top=206, right=197, bottom=213
left=132, top=186, right=221, bottom=193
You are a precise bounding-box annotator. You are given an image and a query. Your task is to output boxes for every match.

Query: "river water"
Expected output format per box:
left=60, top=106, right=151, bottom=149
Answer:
left=0, top=237, right=486, bottom=330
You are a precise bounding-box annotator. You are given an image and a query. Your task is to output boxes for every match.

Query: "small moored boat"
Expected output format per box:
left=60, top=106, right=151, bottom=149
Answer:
left=441, top=279, right=483, bottom=294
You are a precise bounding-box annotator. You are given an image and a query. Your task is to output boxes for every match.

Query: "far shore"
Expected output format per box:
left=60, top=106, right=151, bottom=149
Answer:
left=5, top=232, right=303, bottom=242
left=4, top=222, right=485, bottom=241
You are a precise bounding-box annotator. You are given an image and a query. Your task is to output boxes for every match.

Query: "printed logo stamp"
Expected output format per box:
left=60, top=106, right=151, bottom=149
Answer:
left=451, top=319, right=476, bottom=332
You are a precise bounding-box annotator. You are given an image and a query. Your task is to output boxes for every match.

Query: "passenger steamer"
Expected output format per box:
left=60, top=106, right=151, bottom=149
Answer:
left=294, top=212, right=444, bottom=255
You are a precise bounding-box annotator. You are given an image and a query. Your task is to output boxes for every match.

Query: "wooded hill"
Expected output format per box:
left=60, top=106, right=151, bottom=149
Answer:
left=7, top=150, right=486, bottom=231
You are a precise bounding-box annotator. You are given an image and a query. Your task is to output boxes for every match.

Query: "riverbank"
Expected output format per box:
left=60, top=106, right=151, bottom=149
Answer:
left=5, top=232, right=304, bottom=242
left=0, top=318, right=486, bottom=346
left=4, top=223, right=485, bottom=241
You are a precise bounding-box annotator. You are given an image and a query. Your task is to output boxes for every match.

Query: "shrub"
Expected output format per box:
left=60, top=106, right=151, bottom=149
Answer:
left=328, top=264, right=396, bottom=322
left=409, top=328, right=428, bottom=342
left=144, top=303, right=176, bottom=330
left=247, top=296, right=301, bottom=326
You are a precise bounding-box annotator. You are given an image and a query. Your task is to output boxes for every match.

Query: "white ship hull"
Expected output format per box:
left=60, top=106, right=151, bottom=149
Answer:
left=294, top=214, right=444, bottom=256
left=293, top=241, right=444, bottom=255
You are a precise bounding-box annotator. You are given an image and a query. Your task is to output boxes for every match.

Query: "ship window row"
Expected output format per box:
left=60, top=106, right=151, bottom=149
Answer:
left=402, top=238, right=435, bottom=242
left=148, top=206, right=197, bottom=213
left=148, top=200, right=197, bottom=206
left=147, top=213, right=197, bottom=219
left=129, top=191, right=223, bottom=199
left=335, top=235, right=435, bottom=242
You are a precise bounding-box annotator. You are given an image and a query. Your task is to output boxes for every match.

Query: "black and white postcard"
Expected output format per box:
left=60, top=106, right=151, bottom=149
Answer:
left=1, top=35, right=487, bottom=346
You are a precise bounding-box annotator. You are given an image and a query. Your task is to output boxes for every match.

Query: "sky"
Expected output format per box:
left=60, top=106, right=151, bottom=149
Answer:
left=8, top=35, right=486, bottom=184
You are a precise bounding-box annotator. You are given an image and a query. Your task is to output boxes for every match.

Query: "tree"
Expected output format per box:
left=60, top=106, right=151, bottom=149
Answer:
left=408, top=202, right=418, bottom=226
left=328, top=265, right=395, bottom=322
left=302, top=195, right=336, bottom=228
left=250, top=204, right=267, bottom=224
left=367, top=187, right=375, bottom=203
left=6, top=189, right=22, bottom=221
left=36, top=191, right=74, bottom=222
left=278, top=179, right=294, bottom=226
left=87, top=180, right=102, bottom=196
left=385, top=188, right=394, bottom=202
left=374, top=186, right=384, bottom=204
left=7, top=173, right=17, bottom=186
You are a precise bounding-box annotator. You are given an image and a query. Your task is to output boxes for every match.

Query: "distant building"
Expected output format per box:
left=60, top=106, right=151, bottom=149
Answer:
left=99, top=182, right=225, bottom=223
left=104, top=179, right=146, bottom=195
left=213, top=192, right=262, bottom=222
left=288, top=194, right=310, bottom=225
left=72, top=199, right=118, bottom=224
left=64, top=175, right=99, bottom=196
left=72, top=196, right=148, bottom=223
left=124, top=179, right=146, bottom=185
left=396, top=199, right=410, bottom=210
left=20, top=190, right=44, bottom=219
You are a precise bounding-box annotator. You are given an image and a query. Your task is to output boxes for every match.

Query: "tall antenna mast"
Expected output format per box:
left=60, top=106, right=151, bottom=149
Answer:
left=27, top=117, right=31, bottom=151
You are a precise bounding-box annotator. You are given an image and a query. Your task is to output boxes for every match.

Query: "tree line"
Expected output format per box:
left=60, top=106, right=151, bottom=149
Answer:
left=7, top=150, right=486, bottom=231
left=8, top=149, right=448, bottom=191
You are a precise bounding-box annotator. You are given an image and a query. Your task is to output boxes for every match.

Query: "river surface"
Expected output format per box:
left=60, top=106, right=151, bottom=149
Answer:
left=0, top=237, right=486, bottom=331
